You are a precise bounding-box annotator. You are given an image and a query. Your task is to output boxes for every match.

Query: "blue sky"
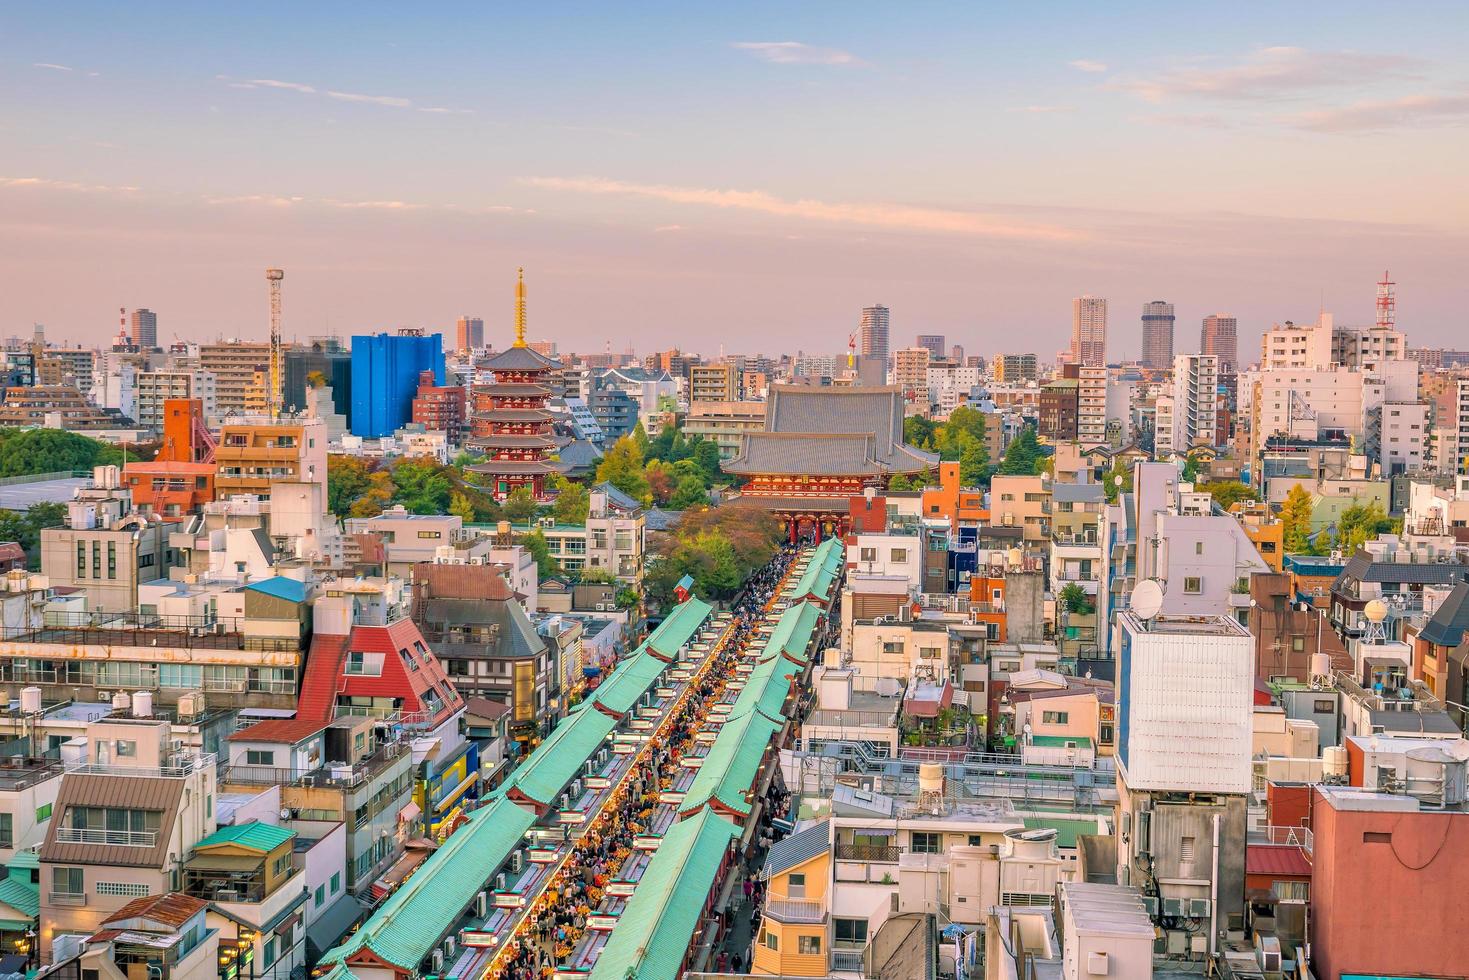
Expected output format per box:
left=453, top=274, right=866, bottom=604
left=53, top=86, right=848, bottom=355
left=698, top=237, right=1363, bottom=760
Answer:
left=3, top=2, right=1467, bottom=355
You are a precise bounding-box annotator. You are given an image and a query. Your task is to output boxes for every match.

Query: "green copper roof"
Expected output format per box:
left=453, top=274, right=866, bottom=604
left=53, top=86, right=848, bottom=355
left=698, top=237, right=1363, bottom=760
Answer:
left=790, top=539, right=844, bottom=604
left=318, top=797, right=535, bottom=971
left=589, top=809, right=740, bottom=980
left=756, top=600, right=823, bottom=666
left=729, top=654, right=796, bottom=724
left=196, top=821, right=296, bottom=853
left=1021, top=817, right=1102, bottom=850
left=504, top=706, right=616, bottom=805
left=645, top=596, right=714, bottom=657
left=680, top=709, right=782, bottom=818
left=0, top=876, right=38, bottom=918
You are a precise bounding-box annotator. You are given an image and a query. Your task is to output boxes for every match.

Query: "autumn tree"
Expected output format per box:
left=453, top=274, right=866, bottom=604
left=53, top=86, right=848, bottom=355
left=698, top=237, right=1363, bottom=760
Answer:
left=1281, top=483, right=1315, bottom=554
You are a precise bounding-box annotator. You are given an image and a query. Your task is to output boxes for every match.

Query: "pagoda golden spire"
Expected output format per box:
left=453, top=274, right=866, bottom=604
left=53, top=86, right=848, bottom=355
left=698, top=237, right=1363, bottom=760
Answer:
left=513, top=267, right=527, bottom=348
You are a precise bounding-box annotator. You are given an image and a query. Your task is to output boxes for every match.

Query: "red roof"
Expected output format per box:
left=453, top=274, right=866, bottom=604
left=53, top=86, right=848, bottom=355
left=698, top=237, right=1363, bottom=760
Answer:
left=102, top=892, right=209, bottom=928
left=0, top=542, right=24, bottom=562
left=1246, top=844, right=1311, bottom=877
left=228, top=717, right=331, bottom=744
left=903, top=682, right=955, bottom=718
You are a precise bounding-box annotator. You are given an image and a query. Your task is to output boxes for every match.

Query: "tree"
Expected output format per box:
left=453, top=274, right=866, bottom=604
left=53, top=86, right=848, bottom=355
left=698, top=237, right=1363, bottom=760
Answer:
left=997, top=427, right=1044, bottom=476
left=1335, top=498, right=1392, bottom=554
left=594, top=435, right=650, bottom=504
left=670, top=474, right=709, bottom=510
left=550, top=475, right=590, bottom=524
left=630, top=421, right=651, bottom=460
left=1102, top=459, right=1133, bottom=503
left=0, top=501, right=66, bottom=569
left=1281, top=483, right=1315, bottom=554
left=958, top=432, right=991, bottom=487
left=888, top=473, right=914, bottom=492
left=0, top=428, right=124, bottom=477
left=1200, top=480, right=1258, bottom=511
left=391, top=458, right=453, bottom=515
left=645, top=461, right=676, bottom=506
left=449, top=491, right=476, bottom=524
left=1058, top=582, right=1093, bottom=615
left=503, top=486, right=538, bottom=524
left=348, top=470, right=395, bottom=518
left=904, top=416, right=937, bottom=452
left=328, top=455, right=373, bottom=518
left=691, top=438, right=721, bottom=482
left=1181, top=454, right=1200, bottom=483
left=578, top=567, right=616, bottom=584
left=518, top=528, right=559, bottom=576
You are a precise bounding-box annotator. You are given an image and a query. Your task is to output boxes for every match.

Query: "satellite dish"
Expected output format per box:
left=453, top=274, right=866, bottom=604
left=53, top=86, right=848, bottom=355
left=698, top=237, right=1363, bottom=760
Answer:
left=1129, top=579, right=1165, bottom=620
left=1364, top=599, right=1388, bottom=623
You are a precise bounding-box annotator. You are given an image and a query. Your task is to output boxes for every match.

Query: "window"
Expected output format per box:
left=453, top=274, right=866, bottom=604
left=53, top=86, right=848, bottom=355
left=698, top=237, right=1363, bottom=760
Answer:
left=763, top=931, right=778, bottom=951
left=36, top=802, right=52, bottom=822
left=52, top=866, right=84, bottom=897
left=273, top=853, right=292, bottom=877
left=882, top=641, right=904, bottom=655
left=890, top=548, right=908, bottom=563
left=264, top=939, right=277, bottom=965
left=798, top=935, right=822, bottom=955
left=910, top=831, right=941, bottom=854
left=788, top=872, right=806, bottom=898
left=1363, top=831, right=1392, bottom=844
left=1041, top=711, right=1069, bottom=725
left=245, top=749, right=275, bottom=766
left=96, top=881, right=150, bottom=897
left=0, top=812, right=10, bottom=848
left=416, top=530, right=441, bottom=539
left=1291, top=636, right=1306, bottom=652
left=331, top=872, right=341, bottom=895
left=1195, top=541, right=1204, bottom=555
left=114, top=739, right=137, bottom=758
left=1099, top=724, right=1114, bottom=744
left=1272, top=880, right=1309, bottom=901
left=1183, top=577, right=1202, bottom=594
left=315, top=884, right=326, bottom=907
left=967, top=834, right=986, bottom=847
left=1314, top=699, right=1334, bottom=713
left=834, top=918, right=868, bottom=947
left=998, top=661, right=1020, bottom=673
left=860, top=548, right=877, bottom=563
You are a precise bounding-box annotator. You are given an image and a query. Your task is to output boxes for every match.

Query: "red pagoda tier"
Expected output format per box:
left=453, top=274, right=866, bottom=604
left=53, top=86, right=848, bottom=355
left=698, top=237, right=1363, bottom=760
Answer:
left=467, top=270, right=564, bottom=500
left=724, top=385, right=937, bottom=542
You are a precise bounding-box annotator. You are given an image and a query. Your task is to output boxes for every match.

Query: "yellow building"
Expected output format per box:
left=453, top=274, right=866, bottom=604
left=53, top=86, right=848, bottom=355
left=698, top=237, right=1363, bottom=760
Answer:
left=753, top=822, right=832, bottom=977
left=1231, top=500, right=1284, bottom=572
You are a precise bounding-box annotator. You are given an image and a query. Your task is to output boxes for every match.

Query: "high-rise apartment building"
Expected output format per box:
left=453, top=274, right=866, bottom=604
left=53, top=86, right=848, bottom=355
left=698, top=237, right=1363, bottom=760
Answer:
left=688, top=363, right=741, bottom=403
left=993, top=352, right=1038, bottom=383
left=1071, top=295, right=1107, bottom=367
left=915, top=334, right=945, bottom=359
left=859, top=305, right=890, bottom=362
left=455, top=315, right=485, bottom=351
left=1200, top=313, right=1238, bottom=374
left=1139, top=301, right=1175, bottom=370
left=130, top=308, right=158, bottom=349
left=199, top=341, right=272, bottom=414
left=1077, top=365, right=1108, bottom=446
left=892, top=347, right=931, bottom=399
left=1157, top=354, right=1218, bottom=454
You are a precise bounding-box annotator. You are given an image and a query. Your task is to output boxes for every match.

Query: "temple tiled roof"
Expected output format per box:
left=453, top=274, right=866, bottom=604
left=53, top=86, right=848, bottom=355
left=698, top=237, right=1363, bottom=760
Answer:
left=724, top=385, right=936, bottom=476
left=483, top=345, right=559, bottom=372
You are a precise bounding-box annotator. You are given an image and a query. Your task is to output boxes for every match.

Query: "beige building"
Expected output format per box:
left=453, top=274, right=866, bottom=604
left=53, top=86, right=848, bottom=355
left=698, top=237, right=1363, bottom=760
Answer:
left=683, top=400, right=767, bottom=459
left=1071, top=295, right=1107, bottom=367
left=41, top=468, right=175, bottom=615
left=199, top=342, right=273, bottom=414
left=688, top=362, right=741, bottom=403
left=891, top=347, right=931, bottom=399
left=215, top=417, right=328, bottom=500
left=39, top=718, right=217, bottom=962
left=1076, top=366, right=1108, bottom=446
left=990, top=474, right=1052, bottom=545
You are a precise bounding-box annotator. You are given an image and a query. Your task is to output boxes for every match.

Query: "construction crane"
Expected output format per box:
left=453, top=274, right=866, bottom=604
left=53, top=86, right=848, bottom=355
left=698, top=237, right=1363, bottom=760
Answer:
left=847, top=331, right=857, bottom=367
left=266, top=268, right=284, bottom=418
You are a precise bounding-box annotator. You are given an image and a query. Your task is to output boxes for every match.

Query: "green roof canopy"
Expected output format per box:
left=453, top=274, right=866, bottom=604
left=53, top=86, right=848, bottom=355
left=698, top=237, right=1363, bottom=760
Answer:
left=504, top=706, right=616, bottom=805
left=195, top=821, right=296, bottom=853
left=756, top=601, right=823, bottom=666
left=589, top=809, right=740, bottom=980
left=680, top=709, right=782, bottom=818
left=318, top=797, right=535, bottom=970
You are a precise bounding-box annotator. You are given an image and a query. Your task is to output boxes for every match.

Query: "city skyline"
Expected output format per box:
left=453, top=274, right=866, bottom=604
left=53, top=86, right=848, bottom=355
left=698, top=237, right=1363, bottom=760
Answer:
left=2, top=5, right=1467, bottom=353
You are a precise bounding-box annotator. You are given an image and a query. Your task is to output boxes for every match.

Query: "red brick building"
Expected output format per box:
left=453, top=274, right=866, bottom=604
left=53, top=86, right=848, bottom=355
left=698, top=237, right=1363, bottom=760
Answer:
left=410, top=369, right=467, bottom=444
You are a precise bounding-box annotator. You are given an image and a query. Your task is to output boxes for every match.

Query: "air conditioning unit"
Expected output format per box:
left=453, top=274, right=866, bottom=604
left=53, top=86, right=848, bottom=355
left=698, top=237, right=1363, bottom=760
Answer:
left=889, top=892, right=901, bottom=914
left=1187, top=898, right=1211, bottom=919
left=569, top=778, right=583, bottom=799
left=431, top=950, right=444, bottom=973
left=442, top=936, right=456, bottom=958
left=475, top=891, right=488, bottom=917
left=1140, top=896, right=1158, bottom=917
left=1134, top=810, right=1151, bottom=856
left=1162, top=897, right=1185, bottom=918
left=508, top=849, right=525, bottom=875
left=494, top=873, right=506, bottom=891
left=1086, top=951, right=1110, bottom=976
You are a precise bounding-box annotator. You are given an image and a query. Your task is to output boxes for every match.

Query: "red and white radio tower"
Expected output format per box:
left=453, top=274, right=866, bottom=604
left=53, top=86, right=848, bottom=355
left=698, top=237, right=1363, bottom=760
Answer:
left=1375, top=270, right=1395, bottom=330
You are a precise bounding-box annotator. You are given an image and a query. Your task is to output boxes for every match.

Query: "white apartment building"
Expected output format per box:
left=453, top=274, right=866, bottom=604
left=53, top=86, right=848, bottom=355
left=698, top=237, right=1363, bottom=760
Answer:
left=1371, top=401, right=1430, bottom=477
left=892, top=347, right=931, bottom=399
left=1457, top=379, right=1469, bottom=476
left=1077, top=366, right=1108, bottom=446
left=1161, top=354, right=1217, bottom=453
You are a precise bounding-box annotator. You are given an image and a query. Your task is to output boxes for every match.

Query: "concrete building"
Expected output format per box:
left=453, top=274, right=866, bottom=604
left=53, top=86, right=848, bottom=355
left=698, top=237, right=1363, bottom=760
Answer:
left=915, top=334, right=945, bottom=359
left=343, top=507, right=463, bottom=577
left=989, top=475, right=1051, bottom=547
left=133, top=370, right=215, bottom=432
left=1038, top=378, right=1078, bottom=441
left=859, top=305, right=890, bottom=362
left=41, top=467, right=174, bottom=614
left=214, top=417, right=328, bottom=502
left=992, top=353, right=1038, bottom=383
left=1199, top=313, right=1238, bottom=374
left=1076, top=365, right=1108, bottom=446
left=409, top=369, right=467, bottom=445
left=1162, top=354, right=1218, bottom=453
left=683, top=401, right=767, bottom=459
left=1139, top=300, right=1174, bottom=370
left=282, top=338, right=351, bottom=419
left=688, top=363, right=741, bottom=403
left=1070, top=295, right=1106, bottom=367
left=454, top=315, right=484, bottom=351
left=892, top=347, right=931, bottom=401
left=199, top=342, right=272, bottom=414
left=38, top=718, right=217, bottom=962
left=1115, top=611, right=1253, bottom=945
left=1368, top=400, right=1430, bottom=477
left=130, top=308, right=158, bottom=349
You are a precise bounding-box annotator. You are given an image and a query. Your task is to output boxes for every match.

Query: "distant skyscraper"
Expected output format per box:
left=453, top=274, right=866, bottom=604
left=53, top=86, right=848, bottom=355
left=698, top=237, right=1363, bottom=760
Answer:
left=1200, top=314, right=1238, bottom=374
left=916, top=334, right=945, bottom=359
left=1071, top=295, right=1107, bottom=367
left=950, top=344, right=965, bottom=364
left=859, top=305, right=890, bottom=362
left=1140, top=301, right=1175, bottom=370
left=131, top=309, right=158, bottom=349
left=455, top=315, right=484, bottom=351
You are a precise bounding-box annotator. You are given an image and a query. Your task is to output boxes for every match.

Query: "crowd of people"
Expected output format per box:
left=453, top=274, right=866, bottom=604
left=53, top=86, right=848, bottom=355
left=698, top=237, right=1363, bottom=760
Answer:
left=492, top=545, right=805, bottom=980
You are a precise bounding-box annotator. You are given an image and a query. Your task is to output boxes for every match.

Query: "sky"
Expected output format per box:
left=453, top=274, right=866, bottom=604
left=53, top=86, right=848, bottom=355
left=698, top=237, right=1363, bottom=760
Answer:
left=3, top=1, right=1468, bottom=359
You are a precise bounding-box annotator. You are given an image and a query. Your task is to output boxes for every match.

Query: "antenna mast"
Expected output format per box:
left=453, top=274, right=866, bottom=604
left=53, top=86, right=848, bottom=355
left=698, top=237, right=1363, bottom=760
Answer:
left=266, top=268, right=285, bottom=417
left=1376, top=270, right=1395, bottom=331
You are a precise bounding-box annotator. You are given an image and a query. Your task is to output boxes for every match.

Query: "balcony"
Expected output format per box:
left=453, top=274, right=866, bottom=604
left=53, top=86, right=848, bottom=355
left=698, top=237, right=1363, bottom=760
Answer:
left=831, top=949, right=865, bottom=973
left=54, top=827, right=159, bottom=847
left=835, top=843, right=900, bottom=863
left=764, top=899, right=826, bottom=924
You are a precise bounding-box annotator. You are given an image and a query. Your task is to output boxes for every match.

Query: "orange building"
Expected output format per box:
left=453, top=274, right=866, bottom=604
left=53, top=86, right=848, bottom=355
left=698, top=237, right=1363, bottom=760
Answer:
left=969, top=564, right=1010, bottom=643
left=919, top=461, right=987, bottom=532
left=123, top=398, right=216, bottom=518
